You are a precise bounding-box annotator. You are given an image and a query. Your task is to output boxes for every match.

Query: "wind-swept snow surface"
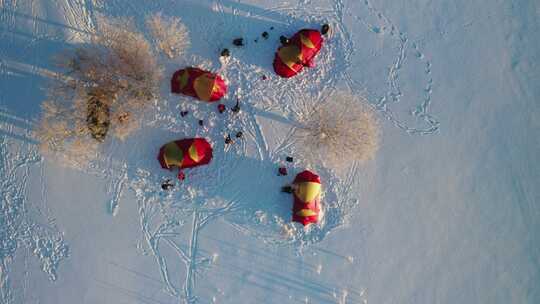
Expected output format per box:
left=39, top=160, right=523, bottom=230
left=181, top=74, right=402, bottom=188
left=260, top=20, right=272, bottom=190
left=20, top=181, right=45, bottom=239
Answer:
left=1, top=0, right=539, bottom=303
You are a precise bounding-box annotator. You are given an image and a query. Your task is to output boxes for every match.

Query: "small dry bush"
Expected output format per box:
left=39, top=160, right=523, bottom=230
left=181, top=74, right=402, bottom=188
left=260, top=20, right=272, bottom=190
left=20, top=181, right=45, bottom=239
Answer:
left=146, top=13, right=190, bottom=59
left=37, top=15, right=162, bottom=166
left=37, top=96, right=99, bottom=167
left=294, top=92, right=380, bottom=171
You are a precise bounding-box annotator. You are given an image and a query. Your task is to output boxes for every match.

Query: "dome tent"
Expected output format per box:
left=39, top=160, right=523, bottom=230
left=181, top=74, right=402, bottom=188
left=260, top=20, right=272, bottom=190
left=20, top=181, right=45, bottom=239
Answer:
left=171, top=67, right=227, bottom=102
left=292, top=170, right=322, bottom=226
left=157, top=138, right=213, bottom=173
left=273, top=29, right=323, bottom=78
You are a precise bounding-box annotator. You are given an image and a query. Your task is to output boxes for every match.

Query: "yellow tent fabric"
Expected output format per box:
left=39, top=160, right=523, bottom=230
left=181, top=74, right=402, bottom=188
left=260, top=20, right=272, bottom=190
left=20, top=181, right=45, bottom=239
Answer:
left=164, top=142, right=184, bottom=168
left=294, top=182, right=321, bottom=203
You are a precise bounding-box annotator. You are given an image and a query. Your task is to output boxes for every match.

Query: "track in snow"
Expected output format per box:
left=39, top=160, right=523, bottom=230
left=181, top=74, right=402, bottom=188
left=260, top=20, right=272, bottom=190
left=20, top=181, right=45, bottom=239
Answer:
left=0, top=0, right=440, bottom=302
left=0, top=112, right=69, bottom=304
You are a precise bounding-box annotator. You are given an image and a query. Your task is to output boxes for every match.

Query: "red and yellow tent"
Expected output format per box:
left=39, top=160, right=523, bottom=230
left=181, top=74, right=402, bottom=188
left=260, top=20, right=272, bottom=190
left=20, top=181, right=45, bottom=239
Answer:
left=292, top=170, right=322, bottom=226
left=157, top=138, right=213, bottom=171
left=171, top=67, right=227, bottom=102
left=273, top=29, right=324, bottom=78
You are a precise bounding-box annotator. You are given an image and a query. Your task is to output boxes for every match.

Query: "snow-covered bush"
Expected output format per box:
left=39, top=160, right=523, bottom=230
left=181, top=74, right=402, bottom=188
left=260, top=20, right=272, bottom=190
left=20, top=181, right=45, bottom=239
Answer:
left=37, top=97, right=99, bottom=167
left=294, top=92, right=380, bottom=170
left=36, top=15, right=162, bottom=165
left=146, top=13, right=190, bottom=59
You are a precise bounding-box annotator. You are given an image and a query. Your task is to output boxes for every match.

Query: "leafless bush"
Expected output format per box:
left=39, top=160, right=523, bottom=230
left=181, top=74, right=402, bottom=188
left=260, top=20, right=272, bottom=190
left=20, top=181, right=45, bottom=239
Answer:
left=80, top=15, right=162, bottom=141
left=36, top=97, right=99, bottom=168
left=146, top=13, right=190, bottom=59
left=294, top=92, right=380, bottom=171
left=37, top=15, right=163, bottom=165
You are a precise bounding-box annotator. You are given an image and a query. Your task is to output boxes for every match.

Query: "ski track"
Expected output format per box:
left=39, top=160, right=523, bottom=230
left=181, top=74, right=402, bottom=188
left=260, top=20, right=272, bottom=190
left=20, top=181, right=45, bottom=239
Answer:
left=0, top=118, right=69, bottom=304
left=1, top=0, right=442, bottom=302
left=1, top=4, right=76, bottom=299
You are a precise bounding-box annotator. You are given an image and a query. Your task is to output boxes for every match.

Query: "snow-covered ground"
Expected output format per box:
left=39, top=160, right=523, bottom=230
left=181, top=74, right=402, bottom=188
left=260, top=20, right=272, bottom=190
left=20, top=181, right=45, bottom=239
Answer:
left=1, top=0, right=539, bottom=303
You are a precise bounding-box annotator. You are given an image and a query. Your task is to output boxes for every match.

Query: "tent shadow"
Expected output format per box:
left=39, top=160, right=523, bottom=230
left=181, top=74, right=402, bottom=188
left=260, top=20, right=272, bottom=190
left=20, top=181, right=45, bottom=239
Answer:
left=116, top=125, right=297, bottom=228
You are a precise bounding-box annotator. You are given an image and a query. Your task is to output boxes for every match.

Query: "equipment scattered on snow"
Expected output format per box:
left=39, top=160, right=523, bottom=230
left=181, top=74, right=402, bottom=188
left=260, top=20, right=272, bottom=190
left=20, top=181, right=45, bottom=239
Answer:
left=321, top=24, right=330, bottom=35
left=161, top=179, right=174, bottom=190
left=225, top=134, right=232, bottom=144
left=273, top=29, right=323, bottom=78
left=171, top=67, right=227, bottom=102
left=291, top=170, right=321, bottom=226
left=220, top=48, right=230, bottom=57
left=233, top=38, right=244, bottom=46
left=231, top=99, right=240, bottom=113
left=281, top=185, right=293, bottom=193
left=218, top=104, right=226, bottom=113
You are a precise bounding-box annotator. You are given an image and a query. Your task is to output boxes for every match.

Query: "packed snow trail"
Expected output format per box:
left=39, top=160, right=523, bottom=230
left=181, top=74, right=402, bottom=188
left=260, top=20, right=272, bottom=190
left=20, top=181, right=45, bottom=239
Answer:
left=0, top=116, right=69, bottom=304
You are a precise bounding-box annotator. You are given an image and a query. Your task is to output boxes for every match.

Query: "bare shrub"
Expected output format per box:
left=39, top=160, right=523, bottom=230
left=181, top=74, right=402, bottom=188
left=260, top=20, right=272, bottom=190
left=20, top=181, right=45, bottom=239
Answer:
left=146, top=13, right=190, bottom=59
left=36, top=97, right=99, bottom=168
left=37, top=15, right=162, bottom=165
left=293, top=92, right=380, bottom=171
left=55, top=15, right=162, bottom=135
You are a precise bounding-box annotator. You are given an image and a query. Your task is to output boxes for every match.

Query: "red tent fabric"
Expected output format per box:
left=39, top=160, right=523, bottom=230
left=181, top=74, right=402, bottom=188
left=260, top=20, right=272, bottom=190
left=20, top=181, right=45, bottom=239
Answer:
left=171, top=67, right=227, bottom=102
left=157, top=138, right=213, bottom=171
left=273, top=29, right=324, bottom=78
left=292, top=170, right=322, bottom=226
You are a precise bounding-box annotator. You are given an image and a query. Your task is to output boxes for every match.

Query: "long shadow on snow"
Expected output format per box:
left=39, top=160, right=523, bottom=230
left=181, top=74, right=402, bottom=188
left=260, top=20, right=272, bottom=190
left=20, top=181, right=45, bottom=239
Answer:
left=121, top=123, right=292, bottom=222
left=0, top=21, right=78, bottom=119
left=116, top=0, right=324, bottom=71
left=115, top=116, right=348, bottom=248
left=0, top=109, right=39, bottom=144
